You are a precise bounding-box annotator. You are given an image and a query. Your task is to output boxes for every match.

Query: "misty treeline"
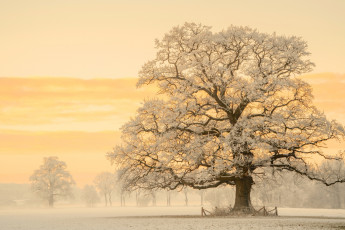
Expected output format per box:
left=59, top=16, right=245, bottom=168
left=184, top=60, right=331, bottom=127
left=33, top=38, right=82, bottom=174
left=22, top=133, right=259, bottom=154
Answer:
left=1, top=169, right=345, bottom=209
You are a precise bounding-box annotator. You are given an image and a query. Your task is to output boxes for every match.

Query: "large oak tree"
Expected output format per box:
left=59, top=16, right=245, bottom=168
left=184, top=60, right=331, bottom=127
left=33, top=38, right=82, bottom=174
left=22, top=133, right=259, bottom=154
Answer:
left=108, top=23, right=345, bottom=213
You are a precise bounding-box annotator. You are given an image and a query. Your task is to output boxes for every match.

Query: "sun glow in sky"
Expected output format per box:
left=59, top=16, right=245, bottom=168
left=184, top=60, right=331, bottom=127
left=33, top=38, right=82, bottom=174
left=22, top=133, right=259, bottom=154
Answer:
left=1, top=0, right=345, bottom=186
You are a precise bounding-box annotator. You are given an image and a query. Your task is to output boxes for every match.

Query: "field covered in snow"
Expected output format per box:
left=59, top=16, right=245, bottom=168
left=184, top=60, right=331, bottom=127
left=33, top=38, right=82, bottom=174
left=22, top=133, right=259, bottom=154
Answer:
left=1, top=206, right=345, bottom=230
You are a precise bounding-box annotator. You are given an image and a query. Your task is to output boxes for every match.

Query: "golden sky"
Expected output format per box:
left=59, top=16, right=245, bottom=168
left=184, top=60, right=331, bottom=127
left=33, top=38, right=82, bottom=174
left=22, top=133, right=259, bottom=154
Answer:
left=0, top=1, right=344, bottom=186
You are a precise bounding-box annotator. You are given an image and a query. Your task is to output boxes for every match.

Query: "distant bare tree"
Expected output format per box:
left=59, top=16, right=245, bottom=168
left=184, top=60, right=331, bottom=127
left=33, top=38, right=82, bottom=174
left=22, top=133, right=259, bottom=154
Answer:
left=151, top=190, right=157, bottom=206
left=183, top=188, right=189, bottom=206
left=318, top=160, right=345, bottom=208
left=94, top=172, right=116, bottom=206
left=135, top=189, right=141, bottom=206
left=199, top=190, right=205, bottom=206
left=166, top=190, right=171, bottom=206
left=82, top=185, right=100, bottom=207
left=120, top=188, right=126, bottom=207
left=30, top=157, right=75, bottom=207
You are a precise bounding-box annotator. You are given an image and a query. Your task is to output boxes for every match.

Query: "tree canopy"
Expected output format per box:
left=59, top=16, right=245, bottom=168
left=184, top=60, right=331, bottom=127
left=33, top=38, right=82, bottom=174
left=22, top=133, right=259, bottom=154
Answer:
left=107, top=23, right=345, bottom=212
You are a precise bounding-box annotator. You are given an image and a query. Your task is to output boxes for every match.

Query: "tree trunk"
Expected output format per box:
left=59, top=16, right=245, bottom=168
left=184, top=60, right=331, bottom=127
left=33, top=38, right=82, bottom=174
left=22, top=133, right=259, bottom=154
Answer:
left=104, top=193, right=108, bottom=207
left=232, top=176, right=254, bottom=213
left=200, top=190, right=204, bottom=206
left=152, top=192, right=156, bottom=206
left=166, top=191, right=170, bottom=206
left=48, top=195, right=54, bottom=208
left=333, top=185, right=341, bottom=209
left=108, top=193, right=112, bottom=207
left=184, top=189, right=188, bottom=206
left=121, top=192, right=126, bottom=207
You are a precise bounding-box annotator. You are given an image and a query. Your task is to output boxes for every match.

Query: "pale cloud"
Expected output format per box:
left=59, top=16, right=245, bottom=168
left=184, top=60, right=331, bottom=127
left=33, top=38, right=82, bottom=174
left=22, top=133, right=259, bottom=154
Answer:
left=0, top=130, right=121, bottom=155
left=0, top=77, right=156, bottom=131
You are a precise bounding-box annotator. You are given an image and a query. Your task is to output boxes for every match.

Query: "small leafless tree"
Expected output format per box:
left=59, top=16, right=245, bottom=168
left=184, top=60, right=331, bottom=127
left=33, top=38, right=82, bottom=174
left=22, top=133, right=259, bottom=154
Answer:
left=82, top=185, right=100, bottom=207
left=30, top=157, right=75, bottom=207
left=94, top=172, right=116, bottom=206
left=183, top=188, right=189, bottom=206
left=166, top=190, right=171, bottom=206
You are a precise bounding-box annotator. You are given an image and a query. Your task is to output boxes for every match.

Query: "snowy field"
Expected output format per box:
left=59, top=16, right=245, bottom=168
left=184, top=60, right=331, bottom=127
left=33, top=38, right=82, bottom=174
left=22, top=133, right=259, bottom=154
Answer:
left=1, top=206, right=345, bottom=230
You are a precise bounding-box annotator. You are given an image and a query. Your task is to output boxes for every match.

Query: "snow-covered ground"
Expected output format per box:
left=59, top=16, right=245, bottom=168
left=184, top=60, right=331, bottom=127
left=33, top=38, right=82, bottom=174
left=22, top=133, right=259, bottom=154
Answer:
left=1, top=206, right=345, bottom=230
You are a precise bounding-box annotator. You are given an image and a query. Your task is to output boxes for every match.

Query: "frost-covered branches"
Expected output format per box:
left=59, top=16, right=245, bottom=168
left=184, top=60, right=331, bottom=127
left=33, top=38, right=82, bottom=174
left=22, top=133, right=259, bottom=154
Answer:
left=108, top=23, right=345, bottom=194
